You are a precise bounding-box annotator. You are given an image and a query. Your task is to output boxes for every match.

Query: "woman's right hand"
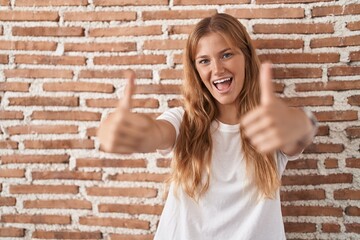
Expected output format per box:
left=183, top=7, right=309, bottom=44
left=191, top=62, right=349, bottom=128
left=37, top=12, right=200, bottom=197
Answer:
left=97, top=70, right=154, bottom=154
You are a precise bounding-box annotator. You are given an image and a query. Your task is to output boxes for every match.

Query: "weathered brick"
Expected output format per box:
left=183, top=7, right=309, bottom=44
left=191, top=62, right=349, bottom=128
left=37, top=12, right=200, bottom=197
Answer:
left=312, top=4, right=360, bottom=17
left=0, top=82, right=30, bottom=92
left=257, top=0, right=333, bottom=3
left=259, top=53, right=339, bottom=63
left=324, top=158, right=338, bottom=169
left=64, top=42, right=136, bottom=52
left=0, top=54, right=8, bottom=63
left=0, top=197, right=16, bottom=206
left=328, top=66, right=360, bottom=76
left=7, top=125, right=78, bottom=135
left=304, top=143, right=344, bottom=153
left=348, top=95, right=360, bottom=106
left=86, top=127, right=97, bottom=137
left=79, top=216, right=149, bottom=230
left=226, top=8, right=304, bottom=19
left=76, top=158, right=147, bottom=168
left=346, top=126, right=360, bottom=139
left=94, top=55, right=166, bottom=65
left=24, top=139, right=94, bottom=149
left=0, top=40, right=57, bottom=50
left=0, top=11, right=59, bottom=21
left=0, top=227, right=25, bottom=237
left=108, top=172, right=169, bottom=182
left=0, top=169, right=25, bottom=178
left=156, top=158, right=171, bottom=168
left=15, top=55, right=86, bottom=65
left=31, top=111, right=101, bottom=121
left=86, top=187, right=157, bottom=198
left=0, top=0, right=8, bottom=6
left=168, top=99, right=183, bottom=108
left=314, top=111, right=358, bottom=122
left=346, top=223, right=360, bottom=233
left=8, top=97, right=79, bottom=106
left=282, top=96, right=333, bottom=107
left=79, top=69, right=152, bottom=79
left=32, top=171, right=102, bottom=181
left=334, top=189, right=360, bottom=200
left=311, top=35, right=360, bottom=48
left=99, top=203, right=163, bottom=215
left=253, top=39, right=303, bottom=49
left=16, top=0, right=87, bottom=6
left=110, top=234, right=154, bottom=240
left=282, top=206, right=343, bottom=217
left=318, top=125, right=331, bottom=136
left=283, top=173, right=352, bottom=185
left=90, top=25, right=162, bottom=37
left=295, top=80, right=360, bottom=92
left=142, top=10, right=217, bottom=20
left=346, top=158, right=360, bottom=168
left=322, top=223, right=341, bottom=233
left=345, top=206, right=360, bottom=216
left=24, top=199, right=92, bottom=209
left=10, top=184, right=79, bottom=194
left=143, top=39, right=186, bottom=50
left=285, top=159, right=317, bottom=169
left=64, top=11, right=136, bottom=22
left=1, top=214, right=71, bottom=225
left=0, top=141, right=18, bottom=149
left=350, top=51, right=360, bottom=61
left=168, top=25, right=194, bottom=35
left=94, top=0, right=167, bottom=6
left=280, top=189, right=325, bottom=201
left=347, top=21, right=360, bottom=31
left=135, top=84, right=181, bottom=94
left=284, top=222, right=316, bottom=233
left=273, top=67, right=322, bottom=79
left=86, top=98, right=159, bottom=108
left=13, top=27, right=84, bottom=37
left=0, top=111, right=23, bottom=120
left=174, top=0, right=249, bottom=4
left=253, top=23, right=333, bottom=34
left=43, top=82, right=114, bottom=93
left=32, top=231, right=102, bottom=239
left=5, top=69, right=73, bottom=79
left=160, top=69, right=183, bottom=80
left=0, top=154, right=70, bottom=164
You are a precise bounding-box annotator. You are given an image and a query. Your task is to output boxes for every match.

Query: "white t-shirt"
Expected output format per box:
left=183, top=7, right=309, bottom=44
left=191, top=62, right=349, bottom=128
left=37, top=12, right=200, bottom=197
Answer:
left=155, top=107, right=294, bottom=240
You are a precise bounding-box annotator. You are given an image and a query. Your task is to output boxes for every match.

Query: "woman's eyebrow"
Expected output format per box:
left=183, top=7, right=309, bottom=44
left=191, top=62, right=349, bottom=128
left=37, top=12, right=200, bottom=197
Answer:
left=195, top=48, right=232, bottom=60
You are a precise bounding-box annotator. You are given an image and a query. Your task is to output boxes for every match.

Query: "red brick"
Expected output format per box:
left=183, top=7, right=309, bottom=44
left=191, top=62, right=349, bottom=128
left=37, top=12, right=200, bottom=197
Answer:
left=86, top=187, right=157, bottom=198
left=24, top=139, right=94, bottom=149
left=1, top=214, right=71, bottom=225
left=12, top=27, right=84, bottom=37
left=312, top=4, right=360, bottom=17
left=94, top=55, right=166, bottom=65
left=0, top=54, right=8, bottom=63
left=15, top=55, right=86, bottom=65
left=43, top=82, right=114, bottom=93
left=324, top=158, right=338, bottom=169
left=0, top=111, right=23, bottom=120
left=24, top=199, right=92, bottom=209
left=79, top=69, right=152, bottom=79
left=316, top=125, right=330, bottom=136
left=64, top=42, right=136, bottom=52
left=314, top=111, right=358, bottom=122
left=0, top=82, right=29, bottom=92
left=0, top=40, right=57, bottom=51
left=0, top=141, right=18, bottom=149
left=32, top=171, right=102, bottom=181
left=348, top=95, right=360, bottom=106
left=0, top=169, right=25, bottom=178
left=0, top=11, right=59, bottom=21
left=328, top=66, right=360, bottom=76
left=282, top=173, right=352, bottom=185
left=345, top=206, right=360, bottom=216
left=280, top=189, right=325, bottom=201
left=8, top=97, right=79, bottom=106
left=282, top=205, right=342, bottom=217
left=0, top=0, right=8, bottom=6
left=108, top=172, right=168, bottom=182
left=253, top=23, right=333, bottom=34
left=86, top=98, right=159, bottom=108
left=5, top=69, right=73, bottom=79
left=350, top=51, right=360, bottom=61
left=76, top=158, right=147, bottom=168
left=322, top=223, right=341, bottom=233
left=345, top=223, right=360, bottom=233
left=142, top=10, right=217, bottom=20
left=286, top=159, right=318, bottom=169
left=0, top=197, right=16, bottom=206
left=282, top=96, right=333, bottom=107
left=16, top=0, right=87, bottom=6
left=99, top=204, right=163, bottom=215
left=257, top=0, right=334, bottom=3
left=284, top=222, right=316, bottom=233
left=304, top=143, right=344, bottom=153
left=226, top=8, right=304, bottom=19
left=86, top=127, right=97, bottom=137
left=253, top=39, right=303, bottom=49
left=168, top=25, right=194, bottom=35
left=144, top=39, right=186, bottom=50
left=94, top=0, right=167, bottom=6
left=0, top=154, right=69, bottom=164
left=311, top=35, right=360, bottom=48
left=89, top=26, right=162, bottom=37
left=33, top=231, right=102, bottom=239
left=135, top=84, right=181, bottom=94
left=31, top=111, right=101, bottom=121
left=168, top=99, right=183, bottom=108
left=174, top=0, right=249, bottom=4
left=10, top=184, right=78, bottom=194
left=64, top=11, right=136, bottom=22
left=347, top=21, right=360, bottom=31
left=160, top=69, right=183, bottom=80
left=346, top=158, right=360, bottom=168
left=79, top=216, right=149, bottom=230
left=334, top=189, right=360, bottom=200
left=295, top=80, right=360, bottom=92
left=110, top=234, right=154, bottom=240
left=259, top=53, right=339, bottom=63
left=0, top=227, right=25, bottom=237
left=7, top=125, right=78, bottom=135
left=273, top=67, right=322, bottom=79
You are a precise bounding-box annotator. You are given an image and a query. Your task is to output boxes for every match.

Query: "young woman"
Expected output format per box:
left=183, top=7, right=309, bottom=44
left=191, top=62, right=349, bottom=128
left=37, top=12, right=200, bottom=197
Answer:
left=97, top=13, right=318, bottom=240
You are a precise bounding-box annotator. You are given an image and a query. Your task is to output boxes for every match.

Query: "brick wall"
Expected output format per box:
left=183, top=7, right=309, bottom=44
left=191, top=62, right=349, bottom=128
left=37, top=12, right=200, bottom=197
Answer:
left=0, top=0, right=359, bottom=239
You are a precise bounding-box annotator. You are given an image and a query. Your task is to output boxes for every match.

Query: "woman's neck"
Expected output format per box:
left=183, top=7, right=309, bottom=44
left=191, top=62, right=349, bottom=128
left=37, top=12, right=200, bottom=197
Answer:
left=216, top=104, right=240, bottom=125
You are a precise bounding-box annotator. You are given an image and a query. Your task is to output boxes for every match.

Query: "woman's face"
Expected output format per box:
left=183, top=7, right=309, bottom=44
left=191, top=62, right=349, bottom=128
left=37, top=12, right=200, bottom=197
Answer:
left=194, top=32, right=246, bottom=109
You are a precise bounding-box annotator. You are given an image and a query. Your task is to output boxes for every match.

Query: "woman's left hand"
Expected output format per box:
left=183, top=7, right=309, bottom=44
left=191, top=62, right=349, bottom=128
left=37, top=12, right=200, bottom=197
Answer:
left=240, top=62, right=314, bottom=155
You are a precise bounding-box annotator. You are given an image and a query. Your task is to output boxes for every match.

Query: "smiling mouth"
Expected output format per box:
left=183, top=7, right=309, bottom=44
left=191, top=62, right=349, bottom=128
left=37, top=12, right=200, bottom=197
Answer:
left=213, top=77, right=233, bottom=92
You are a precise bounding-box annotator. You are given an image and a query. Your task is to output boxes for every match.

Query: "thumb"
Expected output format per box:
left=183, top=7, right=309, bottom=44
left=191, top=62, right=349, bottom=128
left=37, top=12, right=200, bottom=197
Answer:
left=119, top=69, right=136, bottom=110
left=260, top=62, right=275, bottom=105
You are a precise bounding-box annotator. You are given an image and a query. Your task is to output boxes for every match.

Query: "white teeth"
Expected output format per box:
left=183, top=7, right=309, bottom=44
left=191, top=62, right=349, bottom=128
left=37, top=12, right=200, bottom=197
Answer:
left=213, top=77, right=231, bottom=84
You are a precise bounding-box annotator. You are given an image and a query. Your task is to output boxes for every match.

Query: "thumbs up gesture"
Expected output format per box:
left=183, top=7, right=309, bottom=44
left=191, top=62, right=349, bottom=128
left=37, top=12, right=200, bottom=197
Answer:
left=97, top=70, right=153, bottom=154
left=240, top=63, right=313, bottom=155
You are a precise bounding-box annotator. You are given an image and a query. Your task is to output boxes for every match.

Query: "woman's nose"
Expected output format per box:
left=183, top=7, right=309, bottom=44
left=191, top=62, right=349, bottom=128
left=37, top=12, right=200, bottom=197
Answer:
left=212, top=59, right=225, bottom=75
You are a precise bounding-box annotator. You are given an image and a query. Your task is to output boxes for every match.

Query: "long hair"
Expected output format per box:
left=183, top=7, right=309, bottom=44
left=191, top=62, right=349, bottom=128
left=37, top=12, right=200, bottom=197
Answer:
left=172, top=13, right=280, bottom=201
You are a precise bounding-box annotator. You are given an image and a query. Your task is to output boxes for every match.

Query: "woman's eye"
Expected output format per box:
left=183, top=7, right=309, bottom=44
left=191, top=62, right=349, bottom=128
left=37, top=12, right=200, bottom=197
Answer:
left=223, top=52, right=233, bottom=59
left=198, top=59, right=209, bottom=64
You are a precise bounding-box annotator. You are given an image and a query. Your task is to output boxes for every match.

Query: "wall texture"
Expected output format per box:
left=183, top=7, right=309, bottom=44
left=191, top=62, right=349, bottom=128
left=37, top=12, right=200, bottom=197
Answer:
left=0, top=0, right=359, bottom=239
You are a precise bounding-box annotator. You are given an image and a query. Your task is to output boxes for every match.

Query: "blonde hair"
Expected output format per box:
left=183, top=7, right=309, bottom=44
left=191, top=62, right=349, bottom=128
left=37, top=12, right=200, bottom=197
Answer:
left=172, top=13, right=280, bottom=201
